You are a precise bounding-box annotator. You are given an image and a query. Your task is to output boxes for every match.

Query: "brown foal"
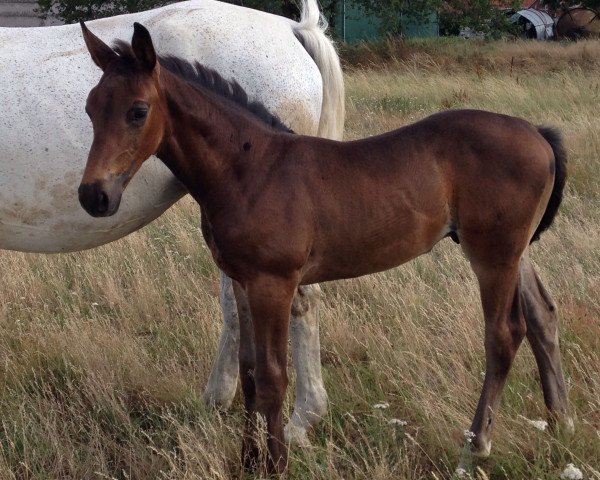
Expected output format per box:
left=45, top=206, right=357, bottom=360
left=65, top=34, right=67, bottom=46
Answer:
left=78, top=23, right=570, bottom=473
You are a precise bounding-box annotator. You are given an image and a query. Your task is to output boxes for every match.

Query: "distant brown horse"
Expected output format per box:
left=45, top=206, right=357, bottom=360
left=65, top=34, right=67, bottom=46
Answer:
left=78, top=22, right=571, bottom=474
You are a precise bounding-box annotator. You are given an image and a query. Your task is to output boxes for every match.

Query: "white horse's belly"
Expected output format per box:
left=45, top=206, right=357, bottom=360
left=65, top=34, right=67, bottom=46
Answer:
left=0, top=0, right=322, bottom=252
left=0, top=36, right=185, bottom=252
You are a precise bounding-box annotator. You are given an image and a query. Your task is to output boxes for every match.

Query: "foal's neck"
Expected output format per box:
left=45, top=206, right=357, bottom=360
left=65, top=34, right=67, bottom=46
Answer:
left=155, top=68, right=280, bottom=213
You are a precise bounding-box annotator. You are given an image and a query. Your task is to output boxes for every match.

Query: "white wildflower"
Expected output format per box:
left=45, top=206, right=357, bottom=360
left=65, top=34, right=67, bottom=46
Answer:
left=91, top=302, right=99, bottom=307
left=518, top=415, right=548, bottom=431
left=373, top=402, right=390, bottom=410
left=560, top=463, right=583, bottom=480
left=527, top=419, right=548, bottom=431
left=454, top=467, right=471, bottom=478
left=388, top=418, right=407, bottom=426
left=463, top=429, right=475, bottom=443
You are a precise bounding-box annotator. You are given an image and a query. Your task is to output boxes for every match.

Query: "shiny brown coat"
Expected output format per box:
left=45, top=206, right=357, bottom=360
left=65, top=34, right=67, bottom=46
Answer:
left=78, top=23, right=571, bottom=474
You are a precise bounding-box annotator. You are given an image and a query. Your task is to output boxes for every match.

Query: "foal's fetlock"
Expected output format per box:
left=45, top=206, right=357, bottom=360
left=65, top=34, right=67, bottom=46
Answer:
left=269, top=457, right=288, bottom=476
left=242, top=443, right=260, bottom=473
left=242, top=413, right=266, bottom=473
left=241, top=432, right=260, bottom=472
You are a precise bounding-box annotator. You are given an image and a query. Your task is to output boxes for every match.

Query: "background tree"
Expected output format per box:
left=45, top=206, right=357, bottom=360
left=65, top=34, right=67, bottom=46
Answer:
left=36, top=0, right=338, bottom=25
left=354, top=0, right=520, bottom=37
left=354, top=0, right=440, bottom=34
left=37, top=0, right=530, bottom=38
left=439, top=0, right=520, bottom=38
left=37, top=0, right=170, bottom=23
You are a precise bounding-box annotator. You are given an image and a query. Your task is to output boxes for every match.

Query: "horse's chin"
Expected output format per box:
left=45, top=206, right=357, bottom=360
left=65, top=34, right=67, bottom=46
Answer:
left=78, top=180, right=123, bottom=218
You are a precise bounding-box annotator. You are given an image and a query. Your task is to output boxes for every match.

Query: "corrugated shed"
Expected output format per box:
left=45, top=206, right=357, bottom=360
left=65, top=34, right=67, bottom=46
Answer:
left=510, top=8, right=554, bottom=39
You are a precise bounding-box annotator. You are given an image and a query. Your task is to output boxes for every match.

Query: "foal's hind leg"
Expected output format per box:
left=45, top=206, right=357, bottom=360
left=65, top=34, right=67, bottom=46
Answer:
left=204, top=272, right=240, bottom=408
left=466, top=255, right=526, bottom=457
left=520, top=255, right=572, bottom=432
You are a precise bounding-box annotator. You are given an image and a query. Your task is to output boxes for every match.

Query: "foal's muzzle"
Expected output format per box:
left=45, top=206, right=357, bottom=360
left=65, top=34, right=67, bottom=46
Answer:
left=78, top=181, right=122, bottom=217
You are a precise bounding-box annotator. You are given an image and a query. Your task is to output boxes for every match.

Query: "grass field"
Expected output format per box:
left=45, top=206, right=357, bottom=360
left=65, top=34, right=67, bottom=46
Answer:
left=0, top=38, right=599, bottom=479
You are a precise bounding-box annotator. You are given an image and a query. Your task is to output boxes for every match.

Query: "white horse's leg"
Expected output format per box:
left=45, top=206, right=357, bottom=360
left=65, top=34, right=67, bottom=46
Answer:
left=285, top=284, right=328, bottom=446
left=203, top=272, right=240, bottom=408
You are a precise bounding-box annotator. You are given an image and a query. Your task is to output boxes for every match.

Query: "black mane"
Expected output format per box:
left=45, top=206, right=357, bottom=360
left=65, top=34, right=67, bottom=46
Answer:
left=112, top=41, right=294, bottom=134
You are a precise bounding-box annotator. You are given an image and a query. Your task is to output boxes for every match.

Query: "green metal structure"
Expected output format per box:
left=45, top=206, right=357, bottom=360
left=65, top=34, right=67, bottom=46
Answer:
left=333, top=1, right=439, bottom=42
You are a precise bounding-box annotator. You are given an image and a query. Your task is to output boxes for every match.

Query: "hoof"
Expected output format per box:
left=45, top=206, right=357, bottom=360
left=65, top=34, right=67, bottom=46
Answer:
left=472, top=440, right=491, bottom=458
left=284, top=422, right=312, bottom=447
left=455, top=439, right=490, bottom=480
left=203, top=385, right=236, bottom=410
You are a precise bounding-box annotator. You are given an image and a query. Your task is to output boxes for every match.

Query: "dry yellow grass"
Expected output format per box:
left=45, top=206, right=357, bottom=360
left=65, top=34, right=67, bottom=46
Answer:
left=0, top=38, right=599, bottom=479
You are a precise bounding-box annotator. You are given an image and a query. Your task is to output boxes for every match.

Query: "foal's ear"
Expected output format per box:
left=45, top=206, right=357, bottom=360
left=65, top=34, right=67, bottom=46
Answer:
left=132, top=23, right=157, bottom=72
left=80, top=21, right=117, bottom=71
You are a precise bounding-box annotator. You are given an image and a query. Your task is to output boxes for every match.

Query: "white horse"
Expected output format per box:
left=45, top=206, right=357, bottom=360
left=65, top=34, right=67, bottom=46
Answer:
left=0, top=0, right=344, bottom=443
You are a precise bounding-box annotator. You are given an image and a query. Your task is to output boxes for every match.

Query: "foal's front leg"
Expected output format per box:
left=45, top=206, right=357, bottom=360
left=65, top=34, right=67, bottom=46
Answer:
left=240, top=274, right=296, bottom=474
left=206, top=274, right=328, bottom=446
left=232, top=280, right=259, bottom=470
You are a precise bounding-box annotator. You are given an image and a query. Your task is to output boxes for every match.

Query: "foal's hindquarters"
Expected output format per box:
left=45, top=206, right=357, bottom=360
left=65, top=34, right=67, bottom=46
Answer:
left=451, top=126, right=571, bottom=457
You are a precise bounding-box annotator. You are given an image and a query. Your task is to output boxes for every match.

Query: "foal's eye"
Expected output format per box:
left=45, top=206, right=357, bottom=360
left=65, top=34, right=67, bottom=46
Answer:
left=127, top=102, right=149, bottom=125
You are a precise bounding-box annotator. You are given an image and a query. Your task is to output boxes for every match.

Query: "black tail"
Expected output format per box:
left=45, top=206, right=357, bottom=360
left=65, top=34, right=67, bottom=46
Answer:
left=531, top=126, right=568, bottom=243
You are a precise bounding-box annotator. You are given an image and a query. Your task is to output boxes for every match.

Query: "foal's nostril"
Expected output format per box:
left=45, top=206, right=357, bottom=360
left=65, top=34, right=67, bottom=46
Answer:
left=78, top=182, right=114, bottom=217
left=97, top=190, right=109, bottom=214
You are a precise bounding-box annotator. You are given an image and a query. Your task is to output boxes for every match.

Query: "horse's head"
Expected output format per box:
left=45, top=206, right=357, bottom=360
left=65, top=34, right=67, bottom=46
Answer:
left=79, top=22, right=169, bottom=217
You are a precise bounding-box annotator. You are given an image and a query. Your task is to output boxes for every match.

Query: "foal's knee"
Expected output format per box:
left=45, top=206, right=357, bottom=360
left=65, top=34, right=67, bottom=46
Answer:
left=255, top=367, right=288, bottom=412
